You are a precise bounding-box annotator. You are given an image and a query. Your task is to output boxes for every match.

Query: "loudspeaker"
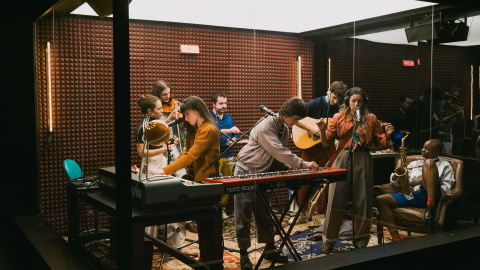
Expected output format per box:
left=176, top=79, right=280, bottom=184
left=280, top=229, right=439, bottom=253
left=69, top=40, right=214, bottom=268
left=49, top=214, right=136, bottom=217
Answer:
left=405, top=20, right=469, bottom=44
left=435, top=20, right=469, bottom=44
left=405, top=24, right=437, bottom=43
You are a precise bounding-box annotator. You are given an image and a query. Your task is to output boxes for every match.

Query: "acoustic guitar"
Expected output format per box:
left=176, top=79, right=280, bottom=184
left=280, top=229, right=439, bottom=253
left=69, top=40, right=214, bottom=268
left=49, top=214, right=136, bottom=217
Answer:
left=292, top=117, right=331, bottom=149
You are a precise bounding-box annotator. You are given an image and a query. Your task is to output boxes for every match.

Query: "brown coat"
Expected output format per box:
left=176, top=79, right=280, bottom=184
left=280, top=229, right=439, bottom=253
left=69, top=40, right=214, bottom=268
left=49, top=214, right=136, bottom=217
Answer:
left=163, top=122, right=220, bottom=182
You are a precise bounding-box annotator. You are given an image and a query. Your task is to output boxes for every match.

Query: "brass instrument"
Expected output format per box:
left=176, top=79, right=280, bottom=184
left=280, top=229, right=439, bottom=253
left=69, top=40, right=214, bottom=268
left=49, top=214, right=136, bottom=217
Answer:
left=394, top=132, right=412, bottom=195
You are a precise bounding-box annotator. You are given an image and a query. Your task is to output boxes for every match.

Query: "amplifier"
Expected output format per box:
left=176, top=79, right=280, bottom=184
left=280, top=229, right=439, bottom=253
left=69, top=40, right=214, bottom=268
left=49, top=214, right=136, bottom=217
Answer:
left=98, top=167, right=224, bottom=209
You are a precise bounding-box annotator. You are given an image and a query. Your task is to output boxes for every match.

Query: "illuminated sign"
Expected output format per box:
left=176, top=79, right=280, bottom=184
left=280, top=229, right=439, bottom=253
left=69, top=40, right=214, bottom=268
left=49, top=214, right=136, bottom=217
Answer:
left=180, top=45, right=200, bottom=54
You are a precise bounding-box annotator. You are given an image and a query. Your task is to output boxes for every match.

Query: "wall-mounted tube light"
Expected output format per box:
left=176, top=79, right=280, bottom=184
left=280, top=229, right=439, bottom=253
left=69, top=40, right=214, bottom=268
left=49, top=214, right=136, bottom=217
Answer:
left=47, top=42, right=52, bottom=133
left=297, top=55, right=302, bottom=99
left=328, top=58, right=331, bottom=88
left=470, top=65, right=474, bottom=120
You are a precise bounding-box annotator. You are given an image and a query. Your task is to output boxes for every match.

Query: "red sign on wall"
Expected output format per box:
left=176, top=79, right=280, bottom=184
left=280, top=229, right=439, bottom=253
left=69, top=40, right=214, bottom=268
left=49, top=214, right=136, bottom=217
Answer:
left=402, top=60, right=415, bottom=66
left=180, top=45, right=200, bottom=54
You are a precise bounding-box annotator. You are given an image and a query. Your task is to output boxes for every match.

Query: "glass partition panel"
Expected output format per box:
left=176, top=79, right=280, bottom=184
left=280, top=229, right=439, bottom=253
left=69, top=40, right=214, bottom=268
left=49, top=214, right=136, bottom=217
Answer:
left=33, top=1, right=480, bottom=269
left=431, top=6, right=479, bottom=156
left=34, top=0, right=116, bottom=265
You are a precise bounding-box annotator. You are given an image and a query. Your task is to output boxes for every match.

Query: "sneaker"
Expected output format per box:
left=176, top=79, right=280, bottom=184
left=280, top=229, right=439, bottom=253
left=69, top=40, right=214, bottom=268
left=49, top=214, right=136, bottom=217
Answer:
left=320, top=245, right=333, bottom=254
left=288, top=213, right=308, bottom=225
left=264, top=249, right=288, bottom=264
left=240, top=255, right=253, bottom=270
left=423, top=204, right=435, bottom=221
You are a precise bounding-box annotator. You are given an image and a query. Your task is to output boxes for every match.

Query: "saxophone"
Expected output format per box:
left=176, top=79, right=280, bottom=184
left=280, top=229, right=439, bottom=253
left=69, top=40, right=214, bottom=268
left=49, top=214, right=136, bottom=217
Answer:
left=394, top=132, right=412, bottom=195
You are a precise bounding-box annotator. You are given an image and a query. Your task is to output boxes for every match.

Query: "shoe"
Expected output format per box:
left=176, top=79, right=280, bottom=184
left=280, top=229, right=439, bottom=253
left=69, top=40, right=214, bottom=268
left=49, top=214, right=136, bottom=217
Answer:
left=240, top=255, right=253, bottom=270
left=222, top=211, right=229, bottom=220
left=264, top=249, right=289, bottom=264
left=185, top=221, right=197, bottom=233
left=320, top=245, right=333, bottom=254
left=423, top=205, right=435, bottom=221
left=288, top=213, right=308, bottom=225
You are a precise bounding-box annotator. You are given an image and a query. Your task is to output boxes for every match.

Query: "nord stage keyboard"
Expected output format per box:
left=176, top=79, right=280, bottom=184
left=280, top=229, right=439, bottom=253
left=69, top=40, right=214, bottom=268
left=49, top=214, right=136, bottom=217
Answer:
left=202, top=167, right=347, bottom=194
left=98, top=167, right=224, bottom=209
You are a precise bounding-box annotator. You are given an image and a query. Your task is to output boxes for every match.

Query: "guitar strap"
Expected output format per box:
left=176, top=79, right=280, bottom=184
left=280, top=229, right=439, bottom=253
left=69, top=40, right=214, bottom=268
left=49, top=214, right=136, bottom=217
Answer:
left=326, top=127, right=354, bottom=168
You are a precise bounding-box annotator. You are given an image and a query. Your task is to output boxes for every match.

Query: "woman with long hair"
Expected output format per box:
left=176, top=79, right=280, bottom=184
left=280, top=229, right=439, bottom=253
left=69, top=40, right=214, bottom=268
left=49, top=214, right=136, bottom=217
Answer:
left=150, top=96, right=223, bottom=269
left=150, top=79, right=186, bottom=176
left=135, top=94, right=177, bottom=170
left=317, top=87, right=394, bottom=253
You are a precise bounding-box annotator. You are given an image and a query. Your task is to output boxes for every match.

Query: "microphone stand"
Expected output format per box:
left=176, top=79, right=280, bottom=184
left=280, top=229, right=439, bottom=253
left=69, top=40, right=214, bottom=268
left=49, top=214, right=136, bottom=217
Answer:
left=347, top=112, right=358, bottom=249
left=219, top=130, right=236, bottom=143
left=166, top=140, right=173, bottom=165
left=203, top=113, right=272, bottom=174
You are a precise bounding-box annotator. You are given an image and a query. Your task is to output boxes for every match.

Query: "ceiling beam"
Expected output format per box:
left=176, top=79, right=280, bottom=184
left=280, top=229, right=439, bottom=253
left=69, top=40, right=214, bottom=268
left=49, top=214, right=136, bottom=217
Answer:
left=299, top=4, right=480, bottom=42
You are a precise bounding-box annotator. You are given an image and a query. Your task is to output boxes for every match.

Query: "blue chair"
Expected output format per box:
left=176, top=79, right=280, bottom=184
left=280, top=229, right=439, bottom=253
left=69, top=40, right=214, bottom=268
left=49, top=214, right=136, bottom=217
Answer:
left=63, top=159, right=83, bottom=180
left=63, top=159, right=108, bottom=238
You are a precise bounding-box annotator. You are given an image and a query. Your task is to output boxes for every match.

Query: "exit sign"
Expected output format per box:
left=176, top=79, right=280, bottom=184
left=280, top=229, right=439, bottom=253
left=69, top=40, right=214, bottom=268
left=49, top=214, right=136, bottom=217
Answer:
left=180, top=45, right=200, bottom=54
left=402, top=60, right=415, bottom=66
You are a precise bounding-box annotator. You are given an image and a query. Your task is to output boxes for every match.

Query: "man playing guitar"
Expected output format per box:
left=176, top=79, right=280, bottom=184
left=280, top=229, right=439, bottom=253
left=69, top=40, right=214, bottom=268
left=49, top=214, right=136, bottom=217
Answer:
left=292, top=81, right=347, bottom=223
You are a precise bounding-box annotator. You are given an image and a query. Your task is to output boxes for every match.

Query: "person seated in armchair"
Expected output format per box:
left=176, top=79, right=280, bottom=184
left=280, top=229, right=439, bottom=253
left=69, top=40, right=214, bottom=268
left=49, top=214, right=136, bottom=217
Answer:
left=375, top=139, right=455, bottom=242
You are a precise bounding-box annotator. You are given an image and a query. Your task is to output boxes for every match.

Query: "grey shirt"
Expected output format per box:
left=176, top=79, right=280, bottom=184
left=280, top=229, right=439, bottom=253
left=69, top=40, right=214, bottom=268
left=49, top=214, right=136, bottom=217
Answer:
left=236, top=114, right=308, bottom=174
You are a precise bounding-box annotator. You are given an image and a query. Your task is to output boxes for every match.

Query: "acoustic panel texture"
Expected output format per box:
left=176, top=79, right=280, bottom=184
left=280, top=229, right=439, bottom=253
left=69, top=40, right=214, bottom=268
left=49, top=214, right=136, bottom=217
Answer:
left=36, top=16, right=312, bottom=234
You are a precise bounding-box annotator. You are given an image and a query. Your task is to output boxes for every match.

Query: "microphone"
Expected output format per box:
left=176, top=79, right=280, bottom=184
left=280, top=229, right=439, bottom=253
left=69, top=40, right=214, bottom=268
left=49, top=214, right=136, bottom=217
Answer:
left=356, top=106, right=361, bottom=122
left=259, top=105, right=275, bottom=116
left=327, top=88, right=331, bottom=101
left=167, top=117, right=183, bottom=127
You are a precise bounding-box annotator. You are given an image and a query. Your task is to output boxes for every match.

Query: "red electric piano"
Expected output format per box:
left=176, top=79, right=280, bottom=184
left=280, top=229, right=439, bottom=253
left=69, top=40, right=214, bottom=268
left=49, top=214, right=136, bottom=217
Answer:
left=202, top=167, right=347, bottom=268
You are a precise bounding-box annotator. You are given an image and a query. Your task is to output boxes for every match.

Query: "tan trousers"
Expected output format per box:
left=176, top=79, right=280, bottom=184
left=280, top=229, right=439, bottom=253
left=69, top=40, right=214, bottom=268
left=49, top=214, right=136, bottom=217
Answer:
left=322, top=149, right=373, bottom=249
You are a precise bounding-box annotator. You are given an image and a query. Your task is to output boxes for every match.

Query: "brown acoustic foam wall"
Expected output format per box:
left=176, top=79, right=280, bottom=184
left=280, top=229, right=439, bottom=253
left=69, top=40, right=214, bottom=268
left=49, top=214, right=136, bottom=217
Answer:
left=317, top=39, right=473, bottom=125
left=36, top=16, right=312, bottom=234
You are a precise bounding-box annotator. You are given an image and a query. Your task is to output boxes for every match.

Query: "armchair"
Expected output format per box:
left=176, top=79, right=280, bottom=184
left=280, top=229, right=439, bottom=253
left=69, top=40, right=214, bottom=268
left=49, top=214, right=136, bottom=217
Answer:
left=374, top=155, right=463, bottom=243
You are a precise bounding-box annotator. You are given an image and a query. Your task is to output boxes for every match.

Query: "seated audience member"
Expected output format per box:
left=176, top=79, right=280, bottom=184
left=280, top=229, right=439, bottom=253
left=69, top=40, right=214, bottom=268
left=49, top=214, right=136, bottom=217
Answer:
left=375, top=139, right=455, bottom=242
left=388, top=94, right=413, bottom=150
left=406, top=85, right=443, bottom=151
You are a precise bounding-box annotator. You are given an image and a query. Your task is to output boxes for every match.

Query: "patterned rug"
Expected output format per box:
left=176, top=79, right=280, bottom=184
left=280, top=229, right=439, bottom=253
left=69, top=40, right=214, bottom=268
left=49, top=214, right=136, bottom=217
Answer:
left=152, top=213, right=425, bottom=270
left=71, top=210, right=425, bottom=269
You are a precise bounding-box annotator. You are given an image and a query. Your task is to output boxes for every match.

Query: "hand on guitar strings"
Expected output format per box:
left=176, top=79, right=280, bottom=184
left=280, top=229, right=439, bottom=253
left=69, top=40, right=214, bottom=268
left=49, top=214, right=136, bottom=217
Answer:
left=316, top=118, right=327, bottom=132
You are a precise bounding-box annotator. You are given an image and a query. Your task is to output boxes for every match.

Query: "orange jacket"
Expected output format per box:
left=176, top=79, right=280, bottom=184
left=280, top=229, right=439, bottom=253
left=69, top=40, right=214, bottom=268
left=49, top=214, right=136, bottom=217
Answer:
left=163, top=122, right=220, bottom=182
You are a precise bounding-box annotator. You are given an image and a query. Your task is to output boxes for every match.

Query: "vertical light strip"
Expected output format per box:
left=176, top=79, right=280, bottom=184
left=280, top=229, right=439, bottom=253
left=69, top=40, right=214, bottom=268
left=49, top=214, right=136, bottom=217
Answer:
left=46, top=42, right=52, bottom=133
left=328, top=58, right=331, bottom=88
left=471, top=65, right=474, bottom=120
left=297, top=55, right=302, bottom=98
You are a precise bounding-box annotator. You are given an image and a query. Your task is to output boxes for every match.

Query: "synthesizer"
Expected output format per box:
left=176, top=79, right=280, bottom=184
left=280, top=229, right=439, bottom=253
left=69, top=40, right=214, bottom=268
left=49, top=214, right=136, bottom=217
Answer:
left=98, top=167, right=224, bottom=209
left=202, top=167, right=346, bottom=194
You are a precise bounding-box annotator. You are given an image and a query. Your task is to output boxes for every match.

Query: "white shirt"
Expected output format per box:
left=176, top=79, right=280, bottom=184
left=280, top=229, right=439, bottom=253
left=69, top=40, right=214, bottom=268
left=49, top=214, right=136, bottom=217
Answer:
left=390, top=158, right=455, bottom=200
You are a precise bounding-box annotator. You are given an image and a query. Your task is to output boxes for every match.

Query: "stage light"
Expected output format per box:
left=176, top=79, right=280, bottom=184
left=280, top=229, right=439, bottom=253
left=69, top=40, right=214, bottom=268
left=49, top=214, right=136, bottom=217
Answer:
left=297, top=55, right=302, bottom=99
left=46, top=42, right=53, bottom=133
left=328, top=58, right=331, bottom=88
